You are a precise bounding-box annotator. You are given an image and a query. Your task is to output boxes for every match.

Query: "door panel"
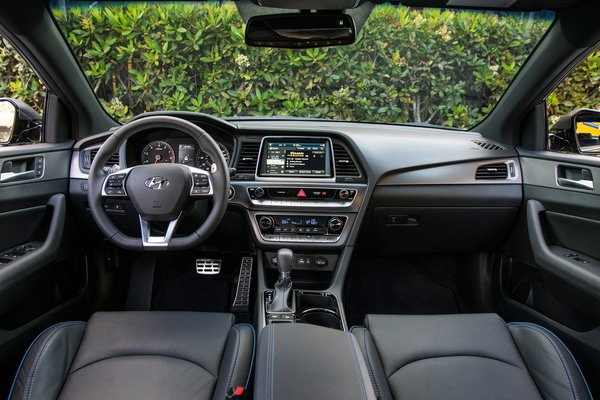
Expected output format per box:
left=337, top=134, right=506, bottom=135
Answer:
left=0, top=142, right=86, bottom=396
left=518, top=151, right=600, bottom=312
left=504, top=149, right=600, bottom=396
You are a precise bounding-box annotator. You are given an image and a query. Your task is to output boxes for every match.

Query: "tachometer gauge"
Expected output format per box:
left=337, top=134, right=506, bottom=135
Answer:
left=195, top=143, right=230, bottom=171
left=141, top=141, right=175, bottom=164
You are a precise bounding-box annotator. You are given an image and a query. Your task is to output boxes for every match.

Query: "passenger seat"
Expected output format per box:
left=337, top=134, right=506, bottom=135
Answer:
left=351, top=314, right=592, bottom=400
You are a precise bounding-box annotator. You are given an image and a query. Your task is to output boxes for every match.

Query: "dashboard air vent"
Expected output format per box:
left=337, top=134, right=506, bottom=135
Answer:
left=236, top=142, right=260, bottom=175
left=84, top=148, right=120, bottom=169
left=333, top=143, right=360, bottom=177
left=475, top=163, right=508, bottom=179
left=472, top=140, right=506, bottom=151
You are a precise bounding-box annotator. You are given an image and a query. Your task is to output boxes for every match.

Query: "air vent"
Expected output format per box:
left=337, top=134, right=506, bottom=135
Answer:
left=333, top=143, right=360, bottom=177
left=236, top=142, right=260, bottom=175
left=472, top=140, right=506, bottom=151
left=475, top=163, right=508, bottom=179
left=83, top=148, right=120, bottom=169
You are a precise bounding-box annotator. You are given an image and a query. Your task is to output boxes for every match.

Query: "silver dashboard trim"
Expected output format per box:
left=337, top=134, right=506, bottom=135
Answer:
left=378, top=158, right=521, bottom=186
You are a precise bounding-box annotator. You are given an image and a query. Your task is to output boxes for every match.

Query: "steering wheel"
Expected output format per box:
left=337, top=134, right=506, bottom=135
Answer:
left=87, top=116, right=229, bottom=251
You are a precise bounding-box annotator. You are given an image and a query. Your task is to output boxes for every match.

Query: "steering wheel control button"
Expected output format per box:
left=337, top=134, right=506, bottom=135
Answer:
left=192, top=173, right=209, bottom=186
left=190, top=171, right=213, bottom=196
left=103, top=173, right=128, bottom=197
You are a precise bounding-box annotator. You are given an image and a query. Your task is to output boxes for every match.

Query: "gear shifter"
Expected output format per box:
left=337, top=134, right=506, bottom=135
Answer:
left=267, top=248, right=294, bottom=314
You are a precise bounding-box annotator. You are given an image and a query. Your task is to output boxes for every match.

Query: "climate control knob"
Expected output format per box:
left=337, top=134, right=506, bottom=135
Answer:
left=339, top=189, right=350, bottom=200
left=254, top=187, right=265, bottom=198
left=259, top=216, right=274, bottom=231
left=328, top=217, right=344, bottom=233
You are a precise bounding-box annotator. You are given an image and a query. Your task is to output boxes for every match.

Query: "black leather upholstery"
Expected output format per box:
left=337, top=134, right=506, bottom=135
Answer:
left=254, top=323, right=377, bottom=400
left=9, top=312, right=254, bottom=400
left=352, top=314, right=592, bottom=400
left=508, top=322, right=592, bottom=400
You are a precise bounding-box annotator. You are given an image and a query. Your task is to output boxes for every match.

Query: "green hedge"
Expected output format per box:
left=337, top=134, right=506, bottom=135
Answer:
left=0, top=3, right=598, bottom=129
left=0, top=38, right=46, bottom=113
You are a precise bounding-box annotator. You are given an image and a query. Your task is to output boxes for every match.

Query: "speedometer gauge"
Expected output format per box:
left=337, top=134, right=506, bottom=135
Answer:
left=141, top=141, right=175, bottom=164
left=195, top=142, right=230, bottom=171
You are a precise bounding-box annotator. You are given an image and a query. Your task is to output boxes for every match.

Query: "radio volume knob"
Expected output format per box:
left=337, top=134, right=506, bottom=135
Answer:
left=259, top=216, right=274, bottom=231
left=254, top=187, right=265, bottom=198
left=328, top=217, right=344, bottom=233
left=339, top=189, right=350, bottom=200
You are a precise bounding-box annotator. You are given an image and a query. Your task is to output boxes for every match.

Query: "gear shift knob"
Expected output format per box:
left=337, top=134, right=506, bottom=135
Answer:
left=277, top=248, right=294, bottom=274
left=267, top=248, right=294, bottom=314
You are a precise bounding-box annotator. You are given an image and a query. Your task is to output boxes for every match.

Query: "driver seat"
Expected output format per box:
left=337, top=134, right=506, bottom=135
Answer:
left=8, top=312, right=254, bottom=400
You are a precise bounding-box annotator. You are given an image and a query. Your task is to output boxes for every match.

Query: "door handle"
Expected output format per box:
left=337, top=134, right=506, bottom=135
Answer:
left=0, top=170, right=36, bottom=183
left=557, top=177, right=594, bottom=190
left=556, top=165, right=594, bottom=190
left=0, top=156, right=44, bottom=183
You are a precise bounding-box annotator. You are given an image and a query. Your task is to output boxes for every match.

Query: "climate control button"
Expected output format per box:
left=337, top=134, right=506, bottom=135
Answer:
left=328, top=217, right=344, bottom=233
left=259, top=216, right=274, bottom=230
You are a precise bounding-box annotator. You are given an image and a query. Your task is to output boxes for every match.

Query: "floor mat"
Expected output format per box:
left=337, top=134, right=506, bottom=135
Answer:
left=153, top=277, right=230, bottom=312
left=345, top=255, right=461, bottom=326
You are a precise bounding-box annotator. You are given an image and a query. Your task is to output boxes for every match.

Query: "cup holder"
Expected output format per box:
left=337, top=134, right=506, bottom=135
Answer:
left=298, top=309, right=342, bottom=330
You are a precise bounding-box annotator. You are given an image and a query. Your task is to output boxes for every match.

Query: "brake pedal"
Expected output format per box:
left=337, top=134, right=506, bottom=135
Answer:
left=195, top=259, right=222, bottom=275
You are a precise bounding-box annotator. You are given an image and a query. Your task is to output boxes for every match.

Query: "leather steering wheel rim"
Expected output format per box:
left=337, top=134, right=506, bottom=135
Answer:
left=87, top=115, right=229, bottom=251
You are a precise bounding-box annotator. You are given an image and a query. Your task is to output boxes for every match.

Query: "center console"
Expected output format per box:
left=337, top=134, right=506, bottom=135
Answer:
left=254, top=323, right=376, bottom=400
left=229, top=135, right=368, bottom=333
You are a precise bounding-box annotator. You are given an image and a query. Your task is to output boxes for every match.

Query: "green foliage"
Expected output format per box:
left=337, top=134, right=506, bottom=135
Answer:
left=1, top=3, right=598, bottom=130
left=547, top=49, right=600, bottom=126
left=0, top=38, right=46, bottom=113
left=50, top=3, right=557, bottom=127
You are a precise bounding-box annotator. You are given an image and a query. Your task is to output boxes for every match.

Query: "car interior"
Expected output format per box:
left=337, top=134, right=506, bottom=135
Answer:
left=0, top=0, right=599, bottom=399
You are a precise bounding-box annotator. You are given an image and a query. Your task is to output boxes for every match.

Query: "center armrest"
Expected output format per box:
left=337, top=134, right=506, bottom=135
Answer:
left=254, top=323, right=376, bottom=400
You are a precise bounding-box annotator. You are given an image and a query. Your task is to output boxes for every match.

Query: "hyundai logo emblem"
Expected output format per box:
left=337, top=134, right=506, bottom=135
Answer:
left=144, top=176, right=169, bottom=190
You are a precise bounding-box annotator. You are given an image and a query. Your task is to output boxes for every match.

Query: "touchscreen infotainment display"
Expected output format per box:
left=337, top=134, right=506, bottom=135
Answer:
left=260, top=138, right=332, bottom=177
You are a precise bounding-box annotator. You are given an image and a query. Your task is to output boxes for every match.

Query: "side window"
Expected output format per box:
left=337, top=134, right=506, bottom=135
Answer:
left=547, top=48, right=600, bottom=155
left=0, top=34, right=45, bottom=146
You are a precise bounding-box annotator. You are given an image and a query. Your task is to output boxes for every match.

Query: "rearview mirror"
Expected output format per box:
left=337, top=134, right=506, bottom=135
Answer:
left=245, top=13, right=355, bottom=48
left=549, top=108, right=600, bottom=155
left=0, top=98, right=42, bottom=145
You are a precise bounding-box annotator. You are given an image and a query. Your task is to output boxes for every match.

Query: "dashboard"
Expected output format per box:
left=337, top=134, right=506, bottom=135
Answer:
left=72, top=112, right=522, bottom=253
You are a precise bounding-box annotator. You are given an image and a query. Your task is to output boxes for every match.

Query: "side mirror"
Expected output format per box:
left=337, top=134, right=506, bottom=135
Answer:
left=549, top=108, right=600, bottom=155
left=0, top=98, right=42, bottom=145
left=0, top=100, right=17, bottom=144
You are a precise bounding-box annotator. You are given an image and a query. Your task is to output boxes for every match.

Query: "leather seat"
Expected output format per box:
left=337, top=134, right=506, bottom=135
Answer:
left=351, top=314, right=592, bottom=400
left=9, top=312, right=254, bottom=400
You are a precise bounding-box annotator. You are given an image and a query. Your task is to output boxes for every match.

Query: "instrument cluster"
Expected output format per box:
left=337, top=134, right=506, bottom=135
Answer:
left=126, top=129, right=233, bottom=171
left=140, top=139, right=230, bottom=171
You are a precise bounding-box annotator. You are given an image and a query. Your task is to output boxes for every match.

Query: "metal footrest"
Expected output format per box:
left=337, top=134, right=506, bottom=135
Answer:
left=195, top=259, right=222, bottom=275
left=232, top=257, right=253, bottom=312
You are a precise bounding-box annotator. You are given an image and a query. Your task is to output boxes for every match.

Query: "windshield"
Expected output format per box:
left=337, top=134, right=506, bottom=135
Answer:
left=50, top=2, right=554, bottom=129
